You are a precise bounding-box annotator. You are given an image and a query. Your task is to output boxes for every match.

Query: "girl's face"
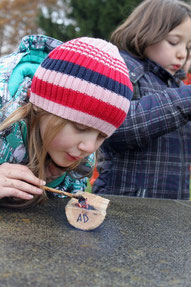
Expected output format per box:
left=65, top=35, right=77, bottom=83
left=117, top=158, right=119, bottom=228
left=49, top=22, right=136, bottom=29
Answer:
left=40, top=115, right=107, bottom=178
left=144, top=17, right=191, bottom=76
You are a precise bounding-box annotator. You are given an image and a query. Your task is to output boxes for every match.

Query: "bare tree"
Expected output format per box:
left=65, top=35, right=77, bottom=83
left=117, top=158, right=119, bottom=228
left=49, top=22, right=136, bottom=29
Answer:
left=0, top=0, right=57, bottom=56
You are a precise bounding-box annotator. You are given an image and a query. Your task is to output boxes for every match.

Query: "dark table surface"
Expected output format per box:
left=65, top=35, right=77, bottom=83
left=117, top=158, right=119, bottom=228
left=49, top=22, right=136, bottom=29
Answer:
left=0, top=195, right=191, bottom=287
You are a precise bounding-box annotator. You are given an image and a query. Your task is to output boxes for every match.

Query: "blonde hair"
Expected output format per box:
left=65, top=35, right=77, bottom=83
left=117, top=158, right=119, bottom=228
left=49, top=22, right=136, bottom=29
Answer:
left=111, top=0, right=191, bottom=58
left=0, top=103, right=93, bottom=208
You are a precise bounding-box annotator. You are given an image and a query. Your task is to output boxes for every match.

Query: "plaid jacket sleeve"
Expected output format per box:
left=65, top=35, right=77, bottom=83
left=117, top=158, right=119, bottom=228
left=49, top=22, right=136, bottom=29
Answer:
left=109, top=85, right=191, bottom=150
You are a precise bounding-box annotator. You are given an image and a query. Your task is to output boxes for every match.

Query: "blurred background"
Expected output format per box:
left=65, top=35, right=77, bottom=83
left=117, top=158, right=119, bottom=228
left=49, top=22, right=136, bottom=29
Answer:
left=0, top=0, right=147, bottom=55
left=0, top=0, right=191, bottom=57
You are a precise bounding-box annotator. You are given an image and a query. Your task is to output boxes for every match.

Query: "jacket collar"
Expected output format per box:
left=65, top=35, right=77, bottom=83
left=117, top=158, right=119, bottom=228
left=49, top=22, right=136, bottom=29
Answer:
left=120, top=50, right=182, bottom=85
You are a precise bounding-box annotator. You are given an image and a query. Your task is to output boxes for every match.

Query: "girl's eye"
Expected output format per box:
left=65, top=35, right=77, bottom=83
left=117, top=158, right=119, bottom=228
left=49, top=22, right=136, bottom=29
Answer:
left=98, top=133, right=107, bottom=140
left=167, top=36, right=179, bottom=46
left=73, top=122, right=107, bottom=139
left=168, top=40, right=178, bottom=46
left=73, top=123, right=88, bottom=131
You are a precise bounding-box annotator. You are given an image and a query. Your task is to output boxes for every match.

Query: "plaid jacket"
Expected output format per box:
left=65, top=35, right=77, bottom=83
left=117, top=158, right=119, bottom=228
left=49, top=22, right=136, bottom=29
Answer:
left=93, top=51, right=191, bottom=199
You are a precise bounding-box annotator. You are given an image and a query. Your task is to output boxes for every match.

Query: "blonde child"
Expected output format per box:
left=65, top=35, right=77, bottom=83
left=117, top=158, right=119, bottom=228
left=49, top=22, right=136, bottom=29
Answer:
left=93, top=0, right=191, bottom=199
left=0, top=36, right=133, bottom=208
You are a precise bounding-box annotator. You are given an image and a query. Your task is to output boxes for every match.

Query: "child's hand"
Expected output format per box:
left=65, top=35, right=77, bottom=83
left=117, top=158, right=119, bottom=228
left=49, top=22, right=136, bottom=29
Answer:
left=0, top=163, right=45, bottom=200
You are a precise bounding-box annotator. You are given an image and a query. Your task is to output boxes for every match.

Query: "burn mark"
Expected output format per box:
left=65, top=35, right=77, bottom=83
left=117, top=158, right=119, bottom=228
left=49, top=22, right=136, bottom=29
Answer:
left=75, top=197, right=96, bottom=210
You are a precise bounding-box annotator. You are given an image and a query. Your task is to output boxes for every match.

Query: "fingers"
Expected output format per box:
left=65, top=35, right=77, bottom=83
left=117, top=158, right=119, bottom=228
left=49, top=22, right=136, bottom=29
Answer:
left=0, top=163, right=46, bottom=200
left=1, top=187, right=35, bottom=200
left=2, top=178, right=43, bottom=198
left=1, top=163, right=45, bottom=186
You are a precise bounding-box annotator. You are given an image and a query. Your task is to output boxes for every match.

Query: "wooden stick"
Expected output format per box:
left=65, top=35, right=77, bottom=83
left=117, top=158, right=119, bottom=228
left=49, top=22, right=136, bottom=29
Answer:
left=41, top=185, right=85, bottom=200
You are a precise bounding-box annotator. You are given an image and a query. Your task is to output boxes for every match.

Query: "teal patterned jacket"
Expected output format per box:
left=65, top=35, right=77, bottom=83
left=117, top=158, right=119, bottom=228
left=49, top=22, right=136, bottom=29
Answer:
left=0, top=35, right=95, bottom=197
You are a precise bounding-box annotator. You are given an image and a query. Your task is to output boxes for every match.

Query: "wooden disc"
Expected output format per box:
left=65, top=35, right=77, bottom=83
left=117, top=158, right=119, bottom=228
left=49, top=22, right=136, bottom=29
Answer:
left=65, top=192, right=110, bottom=230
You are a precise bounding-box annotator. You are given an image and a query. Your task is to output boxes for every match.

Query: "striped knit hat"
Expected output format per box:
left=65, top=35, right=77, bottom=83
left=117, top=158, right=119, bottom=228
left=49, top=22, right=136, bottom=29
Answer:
left=30, top=37, right=133, bottom=137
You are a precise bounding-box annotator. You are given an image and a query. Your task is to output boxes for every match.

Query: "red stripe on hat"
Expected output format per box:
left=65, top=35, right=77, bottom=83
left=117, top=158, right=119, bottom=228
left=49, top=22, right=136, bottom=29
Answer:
left=51, top=41, right=128, bottom=72
left=48, top=48, right=133, bottom=89
left=32, top=77, right=126, bottom=127
left=63, top=40, right=128, bottom=69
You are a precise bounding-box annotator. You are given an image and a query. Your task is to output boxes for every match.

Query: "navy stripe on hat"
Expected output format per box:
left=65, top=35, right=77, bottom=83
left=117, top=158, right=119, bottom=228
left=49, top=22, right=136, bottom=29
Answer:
left=41, top=57, right=132, bottom=97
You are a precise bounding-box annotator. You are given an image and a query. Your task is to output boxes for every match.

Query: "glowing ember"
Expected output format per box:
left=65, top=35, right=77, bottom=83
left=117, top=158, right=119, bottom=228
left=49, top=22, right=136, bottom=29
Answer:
left=75, top=197, right=96, bottom=210
left=76, top=197, right=89, bottom=209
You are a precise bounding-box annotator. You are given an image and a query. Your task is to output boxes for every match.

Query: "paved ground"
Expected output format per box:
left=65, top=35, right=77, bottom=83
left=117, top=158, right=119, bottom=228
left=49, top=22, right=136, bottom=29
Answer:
left=0, top=195, right=191, bottom=287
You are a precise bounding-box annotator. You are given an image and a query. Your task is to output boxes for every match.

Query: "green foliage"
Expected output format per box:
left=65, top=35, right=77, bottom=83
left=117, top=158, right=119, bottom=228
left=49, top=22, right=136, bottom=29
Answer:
left=68, top=0, right=143, bottom=40
left=38, top=8, right=76, bottom=42
left=38, top=0, right=143, bottom=41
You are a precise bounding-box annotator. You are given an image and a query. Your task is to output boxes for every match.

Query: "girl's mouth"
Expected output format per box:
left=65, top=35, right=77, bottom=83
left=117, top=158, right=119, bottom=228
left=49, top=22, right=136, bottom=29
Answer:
left=65, top=153, right=82, bottom=162
left=172, top=64, right=181, bottom=71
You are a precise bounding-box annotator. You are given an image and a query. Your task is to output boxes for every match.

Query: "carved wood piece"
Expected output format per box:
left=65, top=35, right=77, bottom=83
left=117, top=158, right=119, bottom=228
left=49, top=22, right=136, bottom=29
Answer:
left=65, top=191, right=110, bottom=231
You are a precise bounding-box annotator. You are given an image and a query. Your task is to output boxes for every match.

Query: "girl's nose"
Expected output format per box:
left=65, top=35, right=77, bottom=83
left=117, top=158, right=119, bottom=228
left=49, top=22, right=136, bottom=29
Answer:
left=78, top=133, right=99, bottom=154
left=177, top=47, right=187, bottom=60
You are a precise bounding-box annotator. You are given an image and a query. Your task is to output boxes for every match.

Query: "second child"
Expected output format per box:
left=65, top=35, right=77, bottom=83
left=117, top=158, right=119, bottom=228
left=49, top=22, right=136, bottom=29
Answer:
left=93, top=0, right=191, bottom=199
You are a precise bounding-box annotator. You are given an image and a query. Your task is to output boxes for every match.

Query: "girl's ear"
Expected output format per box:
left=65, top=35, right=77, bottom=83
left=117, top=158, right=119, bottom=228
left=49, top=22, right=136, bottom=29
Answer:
left=32, top=105, right=38, bottom=114
left=33, top=105, right=38, bottom=112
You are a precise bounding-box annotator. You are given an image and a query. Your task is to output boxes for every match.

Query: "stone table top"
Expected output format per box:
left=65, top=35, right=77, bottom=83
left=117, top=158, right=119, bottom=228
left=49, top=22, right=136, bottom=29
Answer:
left=0, top=195, right=191, bottom=287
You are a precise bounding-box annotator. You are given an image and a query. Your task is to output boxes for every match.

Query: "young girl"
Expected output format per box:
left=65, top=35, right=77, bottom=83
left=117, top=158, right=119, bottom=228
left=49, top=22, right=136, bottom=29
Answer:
left=93, top=0, right=191, bottom=199
left=0, top=35, right=133, bottom=208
